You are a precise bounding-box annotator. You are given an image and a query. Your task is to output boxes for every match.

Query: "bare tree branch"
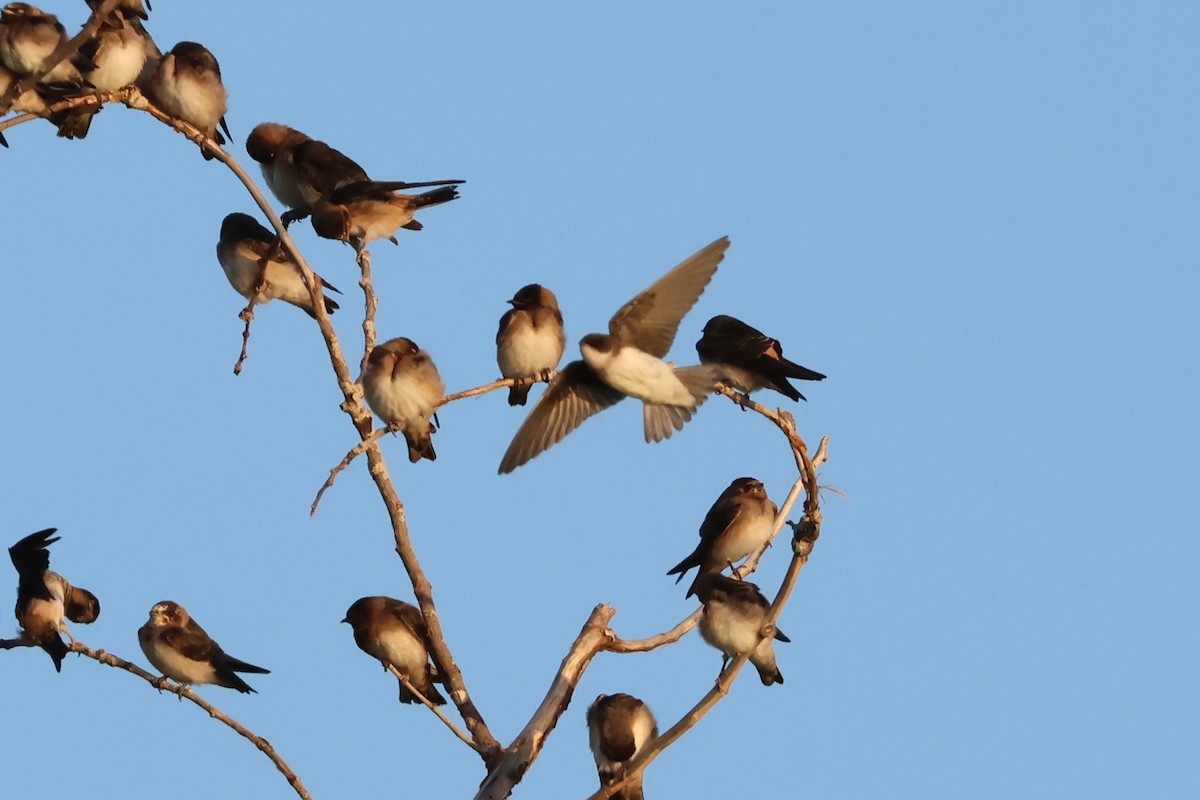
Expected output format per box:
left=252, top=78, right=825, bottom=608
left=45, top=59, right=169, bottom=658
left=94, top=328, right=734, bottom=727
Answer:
left=475, top=605, right=616, bottom=800
left=59, top=639, right=315, bottom=800
left=0, top=0, right=123, bottom=114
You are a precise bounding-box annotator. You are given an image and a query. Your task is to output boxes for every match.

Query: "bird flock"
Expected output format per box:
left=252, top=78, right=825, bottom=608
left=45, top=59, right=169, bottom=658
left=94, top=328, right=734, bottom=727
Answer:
left=2, top=2, right=827, bottom=797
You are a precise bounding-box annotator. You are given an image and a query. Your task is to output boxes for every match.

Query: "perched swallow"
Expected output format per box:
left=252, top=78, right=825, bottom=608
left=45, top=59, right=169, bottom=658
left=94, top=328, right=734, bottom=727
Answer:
left=697, top=315, right=825, bottom=402
left=138, top=600, right=269, bottom=693
left=587, top=693, right=657, bottom=800
left=496, top=284, right=566, bottom=406
left=310, top=182, right=460, bottom=253
left=216, top=212, right=341, bottom=318
left=694, top=573, right=788, bottom=686
left=342, top=596, right=446, bottom=705
left=52, top=13, right=155, bottom=139
left=8, top=528, right=99, bottom=671
left=85, top=0, right=150, bottom=21
left=0, top=61, right=44, bottom=145
left=0, top=3, right=90, bottom=85
left=498, top=237, right=729, bottom=473
left=143, top=41, right=230, bottom=160
left=667, top=477, right=778, bottom=598
left=362, top=337, right=445, bottom=463
left=246, top=123, right=359, bottom=224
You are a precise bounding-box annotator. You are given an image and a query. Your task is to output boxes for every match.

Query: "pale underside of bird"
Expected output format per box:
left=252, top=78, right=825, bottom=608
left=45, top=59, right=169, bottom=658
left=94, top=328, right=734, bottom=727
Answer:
left=499, top=236, right=730, bottom=473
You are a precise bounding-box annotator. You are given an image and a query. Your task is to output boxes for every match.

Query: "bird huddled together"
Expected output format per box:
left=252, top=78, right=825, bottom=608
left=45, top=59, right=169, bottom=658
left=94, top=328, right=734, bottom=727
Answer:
left=3, top=4, right=829, bottom=797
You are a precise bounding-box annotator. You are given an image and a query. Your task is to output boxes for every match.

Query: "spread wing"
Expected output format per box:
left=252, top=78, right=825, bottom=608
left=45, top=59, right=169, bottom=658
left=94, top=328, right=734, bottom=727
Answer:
left=8, top=528, right=58, bottom=601
left=608, top=237, right=729, bottom=357
left=498, top=361, right=625, bottom=473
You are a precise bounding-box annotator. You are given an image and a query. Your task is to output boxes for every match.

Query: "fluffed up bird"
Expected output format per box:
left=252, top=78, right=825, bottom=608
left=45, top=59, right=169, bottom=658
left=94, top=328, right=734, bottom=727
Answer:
left=666, top=477, right=777, bottom=598
left=8, top=528, right=100, bottom=672
left=496, top=284, right=565, bottom=406
left=587, top=693, right=657, bottom=800
left=216, top=212, right=341, bottom=318
left=362, top=337, right=445, bottom=463
left=697, top=315, right=825, bottom=402
left=0, top=3, right=90, bottom=84
left=310, top=181, right=460, bottom=254
left=342, top=596, right=446, bottom=705
left=138, top=600, right=269, bottom=693
left=498, top=237, right=729, bottom=473
left=143, top=41, right=230, bottom=159
left=694, top=573, right=788, bottom=686
left=56, top=11, right=156, bottom=139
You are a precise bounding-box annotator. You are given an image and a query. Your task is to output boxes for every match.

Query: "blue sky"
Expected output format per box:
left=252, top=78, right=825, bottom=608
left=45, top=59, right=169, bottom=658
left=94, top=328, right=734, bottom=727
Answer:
left=2, top=2, right=1197, bottom=798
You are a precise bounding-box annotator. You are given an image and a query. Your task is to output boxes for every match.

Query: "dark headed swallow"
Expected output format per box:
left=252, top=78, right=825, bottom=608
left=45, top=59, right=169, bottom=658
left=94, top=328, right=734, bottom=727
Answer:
left=587, top=693, right=657, bottom=800
left=342, top=596, right=446, bottom=705
left=0, top=3, right=89, bottom=84
left=694, top=573, right=789, bottom=686
left=246, top=123, right=360, bottom=225
left=245, top=122, right=463, bottom=228
left=362, top=337, right=445, bottom=463
left=216, top=212, right=341, bottom=318
left=144, top=41, right=230, bottom=160
left=667, top=477, right=778, bottom=598
left=496, top=284, right=566, bottom=406
left=310, top=182, right=460, bottom=254
left=697, top=315, right=825, bottom=401
left=498, top=237, right=729, bottom=473
left=8, top=528, right=99, bottom=671
left=138, top=600, right=269, bottom=693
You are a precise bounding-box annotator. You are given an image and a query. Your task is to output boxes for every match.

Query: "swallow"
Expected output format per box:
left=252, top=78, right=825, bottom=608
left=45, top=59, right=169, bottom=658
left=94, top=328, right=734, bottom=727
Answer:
left=666, top=477, right=778, bottom=598
left=52, top=12, right=155, bottom=139
left=216, top=212, right=341, bottom=318
left=85, top=0, right=150, bottom=21
left=310, top=182, right=460, bottom=254
left=498, top=237, right=729, bottom=473
left=246, top=123, right=360, bottom=225
left=496, top=284, right=566, bottom=406
left=694, top=573, right=788, bottom=686
left=245, top=122, right=464, bottom=228
left=0, top=3, right=91, bottom=85
left=143, top=41, right=230, bottom=160
left=0, top=61, right=45, bottom=145
left=362, top=337, right=445, bottom=463
left=138, top=600, right=269, bottom=693
left=587, top=693, right=657, bottom=800
left=342, top=596, right=446, bottom=705
left=697, top=315, right=825, bottom=402
left=8, top=528, right=99, bottom=671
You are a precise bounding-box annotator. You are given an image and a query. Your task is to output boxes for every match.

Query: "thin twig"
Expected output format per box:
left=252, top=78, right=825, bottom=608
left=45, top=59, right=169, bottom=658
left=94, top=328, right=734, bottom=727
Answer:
left=357, top=248, right=377, bottom=376
left=604, top=608, right=701, bottom=653
left=309, top=373, right=559, bottom=515
left=309, top=427, right=389, bottom=515
left=389, top=666, right=479, bottom=751
left=0, top=0, right=123, bottom=114
left=232, top=240, right=279, bottom=375
left=60, top=640, right=314, bottom=800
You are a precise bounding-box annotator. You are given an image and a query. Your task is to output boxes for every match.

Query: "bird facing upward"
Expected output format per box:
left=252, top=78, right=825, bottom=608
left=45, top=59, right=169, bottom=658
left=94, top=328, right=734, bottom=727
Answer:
left=666, top=477, right=778, bottom=597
